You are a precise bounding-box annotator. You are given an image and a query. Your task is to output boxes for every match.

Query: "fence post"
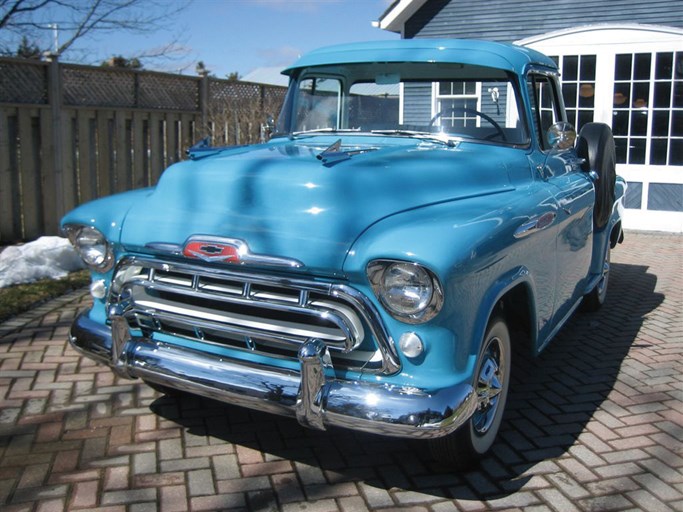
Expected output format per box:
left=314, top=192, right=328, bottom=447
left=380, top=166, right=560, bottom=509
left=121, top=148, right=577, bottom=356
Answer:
left=45, top=52, right=65, bottom=232
left=199, top=70, right=209, bottom=139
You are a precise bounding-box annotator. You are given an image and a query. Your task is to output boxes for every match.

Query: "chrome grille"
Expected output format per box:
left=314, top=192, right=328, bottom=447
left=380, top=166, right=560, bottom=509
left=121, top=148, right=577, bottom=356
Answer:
left=108, top=258, right=392, bottom=372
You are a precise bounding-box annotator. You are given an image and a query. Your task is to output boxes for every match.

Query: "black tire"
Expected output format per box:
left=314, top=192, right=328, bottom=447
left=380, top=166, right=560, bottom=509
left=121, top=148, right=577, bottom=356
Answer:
left=576, top=123, right=616, bottom=229
left=582, top=245, right=610, bottom=312
left=429, top=316, right=511, bottom=469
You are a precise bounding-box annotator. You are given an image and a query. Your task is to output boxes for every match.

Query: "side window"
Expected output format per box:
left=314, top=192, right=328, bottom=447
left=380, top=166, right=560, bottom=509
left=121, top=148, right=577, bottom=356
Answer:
left=527, top=74, right=564, bottom=150
left=295, top=77, right=341, bottom=132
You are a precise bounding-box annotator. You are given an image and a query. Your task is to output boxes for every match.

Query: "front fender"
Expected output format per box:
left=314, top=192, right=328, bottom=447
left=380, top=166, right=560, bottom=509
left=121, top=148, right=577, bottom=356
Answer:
left=344, top=194, right=526, bottom=373
left=344, top=184, right=561, bottom=377
left=60, top=188, right=156, bottom=321
left=60, top=188, right=154, bottom=243
left=471, top=265, right=538, bottom=354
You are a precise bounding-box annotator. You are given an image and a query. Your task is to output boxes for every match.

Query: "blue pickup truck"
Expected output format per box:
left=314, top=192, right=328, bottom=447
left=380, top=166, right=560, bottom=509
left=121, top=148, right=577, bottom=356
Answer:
left=63, top=39, right=625, bottom=468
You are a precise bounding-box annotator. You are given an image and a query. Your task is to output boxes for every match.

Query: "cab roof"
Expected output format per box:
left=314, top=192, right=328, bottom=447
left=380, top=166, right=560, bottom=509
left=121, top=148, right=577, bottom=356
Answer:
left=283, top=39, right=557, bottom=76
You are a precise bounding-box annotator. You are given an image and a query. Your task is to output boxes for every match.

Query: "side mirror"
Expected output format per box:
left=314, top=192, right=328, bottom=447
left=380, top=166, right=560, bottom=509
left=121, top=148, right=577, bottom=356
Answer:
left=547, top=122, right=576, bottom=150
left=260, top=115, right=276, bottom=142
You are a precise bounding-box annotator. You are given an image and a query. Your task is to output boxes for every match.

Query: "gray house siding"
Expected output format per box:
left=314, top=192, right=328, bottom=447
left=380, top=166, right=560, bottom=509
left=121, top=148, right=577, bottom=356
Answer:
left=405, top=0, right=683, bottom=40
left=404, top=83, right=433, bottom=125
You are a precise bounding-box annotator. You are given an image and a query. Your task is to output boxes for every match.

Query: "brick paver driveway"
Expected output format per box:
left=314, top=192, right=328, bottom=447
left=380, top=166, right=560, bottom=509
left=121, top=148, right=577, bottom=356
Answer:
left=1, top=231, right=681, bottom=512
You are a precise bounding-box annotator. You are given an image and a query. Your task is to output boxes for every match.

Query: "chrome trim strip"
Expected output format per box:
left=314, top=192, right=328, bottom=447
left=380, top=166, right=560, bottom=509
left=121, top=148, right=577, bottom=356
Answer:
left=330, top=284, right=400, bottom=374
left=70, top=312, right=477, bottom=439
left=514, top=211, right=557, bottom=239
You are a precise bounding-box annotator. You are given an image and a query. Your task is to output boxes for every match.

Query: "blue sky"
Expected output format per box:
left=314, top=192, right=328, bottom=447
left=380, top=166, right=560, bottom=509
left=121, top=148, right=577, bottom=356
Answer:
left=63, top=0, right=398, bottom=77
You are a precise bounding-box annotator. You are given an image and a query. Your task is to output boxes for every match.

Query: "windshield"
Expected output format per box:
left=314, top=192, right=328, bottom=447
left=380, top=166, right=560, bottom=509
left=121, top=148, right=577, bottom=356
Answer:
left=276, top=62, right=529, bottom=146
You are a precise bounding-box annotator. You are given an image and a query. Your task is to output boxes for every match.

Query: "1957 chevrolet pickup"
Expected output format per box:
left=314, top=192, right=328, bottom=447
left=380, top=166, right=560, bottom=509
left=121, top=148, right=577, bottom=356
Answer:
left=63, top=39, right=625, bottom=468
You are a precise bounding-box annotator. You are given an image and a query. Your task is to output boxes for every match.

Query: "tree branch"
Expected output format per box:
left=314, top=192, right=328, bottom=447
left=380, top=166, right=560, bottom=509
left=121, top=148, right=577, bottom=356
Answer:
left=1, top=0, right=52, bottom=30
left=1, top=0, right=190, bottom=59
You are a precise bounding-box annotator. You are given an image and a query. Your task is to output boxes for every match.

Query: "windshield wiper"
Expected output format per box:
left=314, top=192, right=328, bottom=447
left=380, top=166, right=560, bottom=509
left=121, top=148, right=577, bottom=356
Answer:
left=370, top=129, right=457, bottom=147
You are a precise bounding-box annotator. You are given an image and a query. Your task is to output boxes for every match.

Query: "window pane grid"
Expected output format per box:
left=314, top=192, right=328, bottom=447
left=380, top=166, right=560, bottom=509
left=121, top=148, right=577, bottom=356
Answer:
left=435, top=81, right=480, bottom=129
left=437, top=99, right=479, bottom=127
left=613, top=52, right=683, bottom=166
left=553, top=54, right=596, bottom=133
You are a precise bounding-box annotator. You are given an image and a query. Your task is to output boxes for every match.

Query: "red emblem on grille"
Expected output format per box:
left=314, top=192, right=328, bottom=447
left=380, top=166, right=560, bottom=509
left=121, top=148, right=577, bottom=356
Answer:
left=183, top=240, right=240, bottom=263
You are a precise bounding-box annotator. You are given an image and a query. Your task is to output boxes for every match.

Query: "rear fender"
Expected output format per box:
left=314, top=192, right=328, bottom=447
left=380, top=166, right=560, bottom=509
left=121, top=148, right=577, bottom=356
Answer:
left=588, top=176, right=626, bottom=279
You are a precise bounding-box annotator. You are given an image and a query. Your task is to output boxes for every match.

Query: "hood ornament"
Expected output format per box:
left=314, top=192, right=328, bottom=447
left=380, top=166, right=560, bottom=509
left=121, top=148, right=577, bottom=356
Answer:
left=146, top=236, right=304, bottom=268
left=316, top=138, right=377, bottom=166
left=183, top=239, right=240, bottom=263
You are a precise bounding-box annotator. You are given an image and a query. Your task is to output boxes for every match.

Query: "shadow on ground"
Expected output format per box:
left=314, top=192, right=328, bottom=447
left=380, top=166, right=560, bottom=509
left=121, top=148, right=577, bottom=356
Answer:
left=150, top=261, right=663, bottom=501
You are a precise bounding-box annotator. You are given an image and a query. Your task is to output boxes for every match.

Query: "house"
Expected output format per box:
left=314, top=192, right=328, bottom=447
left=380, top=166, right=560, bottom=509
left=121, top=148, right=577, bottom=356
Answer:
left=374, top=0, right=683, bottom=232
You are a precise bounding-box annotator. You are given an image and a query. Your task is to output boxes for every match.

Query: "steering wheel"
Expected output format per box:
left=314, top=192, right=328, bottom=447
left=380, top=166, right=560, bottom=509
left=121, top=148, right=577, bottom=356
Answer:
left=429, top=107, right=507, bottom=141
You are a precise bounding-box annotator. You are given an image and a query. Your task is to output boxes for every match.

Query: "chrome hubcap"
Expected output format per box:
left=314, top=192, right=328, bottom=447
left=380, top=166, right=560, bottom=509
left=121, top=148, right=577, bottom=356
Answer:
left=596, top=248, right=610, bottom=298
left=473, top=337, right=504, bottom=435
left=597, top=259, right=609, bottom=294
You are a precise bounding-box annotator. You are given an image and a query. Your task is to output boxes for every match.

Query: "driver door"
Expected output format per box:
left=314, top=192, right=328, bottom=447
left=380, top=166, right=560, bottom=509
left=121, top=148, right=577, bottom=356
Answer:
left=527, top=73, right=595, bottom=338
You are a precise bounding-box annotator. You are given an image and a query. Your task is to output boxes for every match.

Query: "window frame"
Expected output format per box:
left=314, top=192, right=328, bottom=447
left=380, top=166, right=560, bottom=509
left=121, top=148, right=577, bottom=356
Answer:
left=293, top=74, right=344, bottom=132
left=526, top=72, right=565, bottom=151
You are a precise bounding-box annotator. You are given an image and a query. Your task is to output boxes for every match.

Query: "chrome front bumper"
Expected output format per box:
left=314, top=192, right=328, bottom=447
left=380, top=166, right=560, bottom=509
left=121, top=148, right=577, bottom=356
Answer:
left=69, top=310, right=477, bottom=439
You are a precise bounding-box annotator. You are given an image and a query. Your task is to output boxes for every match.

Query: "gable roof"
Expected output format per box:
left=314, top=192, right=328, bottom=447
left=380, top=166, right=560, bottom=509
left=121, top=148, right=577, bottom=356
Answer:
left=241, top=67, right=289, bottom=87
left=373, top=0, right=427, bottom=33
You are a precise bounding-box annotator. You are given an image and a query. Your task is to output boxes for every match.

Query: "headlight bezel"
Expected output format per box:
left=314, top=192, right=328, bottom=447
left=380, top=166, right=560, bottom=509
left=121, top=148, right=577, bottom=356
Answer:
left=63, top=224, right=114, bottom=272
left=367, top=259, right=444, bottom=324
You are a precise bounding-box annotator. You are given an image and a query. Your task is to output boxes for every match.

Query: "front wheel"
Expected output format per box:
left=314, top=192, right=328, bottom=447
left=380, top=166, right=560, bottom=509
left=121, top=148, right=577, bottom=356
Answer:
left=430, top=316, right=511, bottom=469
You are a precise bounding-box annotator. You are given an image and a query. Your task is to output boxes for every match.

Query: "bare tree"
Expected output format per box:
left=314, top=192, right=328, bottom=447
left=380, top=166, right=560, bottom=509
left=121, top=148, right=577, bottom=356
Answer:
left=0, top=0, right=189, bottom=59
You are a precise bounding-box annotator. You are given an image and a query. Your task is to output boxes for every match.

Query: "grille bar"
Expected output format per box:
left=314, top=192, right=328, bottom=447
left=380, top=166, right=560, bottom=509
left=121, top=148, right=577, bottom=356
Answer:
left=132, top=293, right=349, bottom=344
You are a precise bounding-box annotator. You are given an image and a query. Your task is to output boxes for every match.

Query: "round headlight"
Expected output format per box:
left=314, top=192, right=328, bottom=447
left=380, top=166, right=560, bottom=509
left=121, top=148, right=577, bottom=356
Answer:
left=381, top=263, right=433, bottom=316
left=367, top=260, right=444, bottom=323
left=65, top=225, right=114, bottom=272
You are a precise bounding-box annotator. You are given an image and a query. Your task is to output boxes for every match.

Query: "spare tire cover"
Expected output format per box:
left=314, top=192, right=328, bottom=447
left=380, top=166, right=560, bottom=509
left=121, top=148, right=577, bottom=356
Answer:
left=576, top=123, right=616, bottom=229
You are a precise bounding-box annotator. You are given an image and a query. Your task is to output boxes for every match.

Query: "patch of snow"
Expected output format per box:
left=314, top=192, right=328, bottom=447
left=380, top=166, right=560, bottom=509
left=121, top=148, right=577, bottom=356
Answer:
left=0, top=236, right=85, bottom=288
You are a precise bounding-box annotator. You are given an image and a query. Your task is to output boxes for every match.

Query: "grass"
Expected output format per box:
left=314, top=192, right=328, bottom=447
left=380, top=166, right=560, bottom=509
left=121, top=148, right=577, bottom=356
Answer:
left=0, top=270, right=90, bottom=324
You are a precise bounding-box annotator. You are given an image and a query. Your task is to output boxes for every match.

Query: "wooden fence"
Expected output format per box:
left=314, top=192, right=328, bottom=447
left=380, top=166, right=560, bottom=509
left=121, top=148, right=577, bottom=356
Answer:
left=0, top=55, right=287, bottom=243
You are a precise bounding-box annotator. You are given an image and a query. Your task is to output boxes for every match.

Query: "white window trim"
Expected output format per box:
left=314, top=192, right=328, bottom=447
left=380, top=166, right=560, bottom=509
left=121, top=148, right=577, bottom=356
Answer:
left=431, top=82, right=482, bottom=127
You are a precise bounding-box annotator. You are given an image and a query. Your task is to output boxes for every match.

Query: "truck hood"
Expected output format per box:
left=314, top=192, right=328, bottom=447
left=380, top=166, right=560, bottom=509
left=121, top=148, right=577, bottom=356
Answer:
left=121, top=137, right=521, bottom=272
